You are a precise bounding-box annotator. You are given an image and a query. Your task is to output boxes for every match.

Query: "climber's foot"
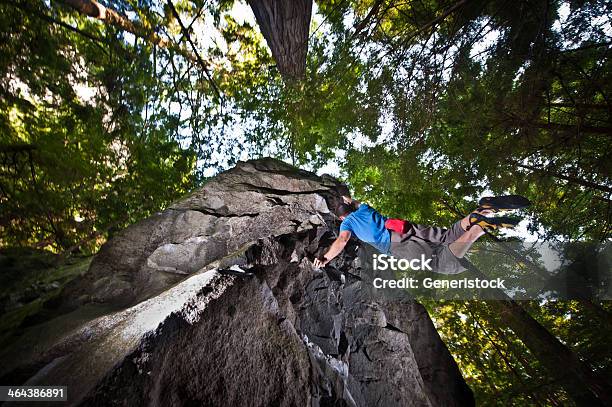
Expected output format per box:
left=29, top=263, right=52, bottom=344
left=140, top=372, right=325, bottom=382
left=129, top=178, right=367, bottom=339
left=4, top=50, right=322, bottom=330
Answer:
left=469, top=213, right=520, bottom=231
left=477, top=195, right=531, bottom=213
left=473, top=208, right=494, bottom=216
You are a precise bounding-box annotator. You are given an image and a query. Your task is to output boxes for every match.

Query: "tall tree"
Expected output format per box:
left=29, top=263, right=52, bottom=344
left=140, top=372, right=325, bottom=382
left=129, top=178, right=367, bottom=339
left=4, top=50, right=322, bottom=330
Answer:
left=247, top=0, right=312, bottom=81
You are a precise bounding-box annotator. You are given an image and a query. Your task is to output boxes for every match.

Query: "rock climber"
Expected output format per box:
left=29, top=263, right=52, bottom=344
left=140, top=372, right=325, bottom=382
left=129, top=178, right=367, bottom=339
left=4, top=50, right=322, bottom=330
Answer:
left=313, top=195, right=530, bottom=274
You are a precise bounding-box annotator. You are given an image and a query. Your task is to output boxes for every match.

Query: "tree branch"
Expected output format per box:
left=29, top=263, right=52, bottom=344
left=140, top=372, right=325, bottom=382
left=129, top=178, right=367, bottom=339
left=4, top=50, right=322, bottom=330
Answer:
left=57, top=0, right=208, bottom=68
left=352, top=0, right=385, bottom=39
left=166, top=0, right=222, bottom=100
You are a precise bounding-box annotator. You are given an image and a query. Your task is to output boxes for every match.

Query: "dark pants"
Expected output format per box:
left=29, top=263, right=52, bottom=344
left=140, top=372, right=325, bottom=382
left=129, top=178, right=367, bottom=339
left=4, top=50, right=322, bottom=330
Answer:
left=389, top=220, right=467, bottom=274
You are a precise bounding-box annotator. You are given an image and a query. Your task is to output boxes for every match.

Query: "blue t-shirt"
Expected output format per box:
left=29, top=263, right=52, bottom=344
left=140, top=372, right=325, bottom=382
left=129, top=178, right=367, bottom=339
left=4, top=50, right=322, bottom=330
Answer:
left=340, top=204, right=391, bottom=254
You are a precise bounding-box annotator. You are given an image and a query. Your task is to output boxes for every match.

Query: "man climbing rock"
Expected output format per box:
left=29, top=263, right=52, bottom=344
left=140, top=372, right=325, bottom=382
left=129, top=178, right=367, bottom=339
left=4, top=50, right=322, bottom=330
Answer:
left=313, top=195, right=530, bottom=274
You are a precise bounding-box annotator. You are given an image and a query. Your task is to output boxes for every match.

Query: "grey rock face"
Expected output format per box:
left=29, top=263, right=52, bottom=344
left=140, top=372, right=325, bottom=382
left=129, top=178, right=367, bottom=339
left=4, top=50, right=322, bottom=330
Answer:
left=0, top=158, right=473, bottom=406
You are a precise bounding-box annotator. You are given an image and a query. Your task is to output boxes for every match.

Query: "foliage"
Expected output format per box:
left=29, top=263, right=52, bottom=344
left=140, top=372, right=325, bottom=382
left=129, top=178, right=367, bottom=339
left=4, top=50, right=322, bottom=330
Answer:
left=0, top=0, right=198, bottom=253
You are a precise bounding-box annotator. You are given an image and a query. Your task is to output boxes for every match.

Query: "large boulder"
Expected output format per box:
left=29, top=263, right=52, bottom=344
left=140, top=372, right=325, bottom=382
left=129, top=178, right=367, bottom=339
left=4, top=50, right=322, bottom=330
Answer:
left=0, top=158, right=474, bottom=406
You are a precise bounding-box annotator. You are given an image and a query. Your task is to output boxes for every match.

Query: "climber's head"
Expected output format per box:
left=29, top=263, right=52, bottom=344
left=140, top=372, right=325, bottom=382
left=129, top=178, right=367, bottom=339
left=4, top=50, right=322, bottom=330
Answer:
left=336, top=203, right=354, bottom=220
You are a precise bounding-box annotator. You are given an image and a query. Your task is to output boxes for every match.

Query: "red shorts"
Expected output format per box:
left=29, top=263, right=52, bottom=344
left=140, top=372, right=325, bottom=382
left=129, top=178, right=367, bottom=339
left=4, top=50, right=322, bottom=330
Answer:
left=385, top=218, right=410, bottom=234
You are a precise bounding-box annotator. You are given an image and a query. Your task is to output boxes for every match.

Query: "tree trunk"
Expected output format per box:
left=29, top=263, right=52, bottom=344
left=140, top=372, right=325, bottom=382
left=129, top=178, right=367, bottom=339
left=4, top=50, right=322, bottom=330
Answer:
left=247, top=0, right=312, bottom=81
left=461, top=259, right=612, bottom=406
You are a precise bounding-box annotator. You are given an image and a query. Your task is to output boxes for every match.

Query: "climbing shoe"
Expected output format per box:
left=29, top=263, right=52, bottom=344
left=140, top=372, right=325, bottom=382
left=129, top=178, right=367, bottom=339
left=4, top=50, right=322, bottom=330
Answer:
left=469, top=213, right=520, bottom=230
left=477, top=195, right=531, bottom=213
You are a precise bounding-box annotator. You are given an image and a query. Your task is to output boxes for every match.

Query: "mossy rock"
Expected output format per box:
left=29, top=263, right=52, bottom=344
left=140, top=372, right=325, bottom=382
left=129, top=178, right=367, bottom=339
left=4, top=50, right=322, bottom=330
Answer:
left=0, top=249, right=91, bottom=343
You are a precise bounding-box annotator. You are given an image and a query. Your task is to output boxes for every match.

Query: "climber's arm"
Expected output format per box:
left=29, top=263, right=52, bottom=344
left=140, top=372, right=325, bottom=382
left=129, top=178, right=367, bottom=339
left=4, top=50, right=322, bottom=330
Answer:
left=313, top=231, right=351, bottom=268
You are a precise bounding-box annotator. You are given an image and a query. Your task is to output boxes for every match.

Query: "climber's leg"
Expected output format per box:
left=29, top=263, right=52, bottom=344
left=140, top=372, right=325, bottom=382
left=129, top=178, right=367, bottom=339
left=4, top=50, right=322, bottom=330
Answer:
left=405, top=221, right=464, bottom=244
left=388, top=206, right=520, bottom=274
left=389, top=234, right=468, bottom=275
left=408, top=208, right=491, bottom=245
left=448, top=225, right=486, bottom=259
left=411, top=195, right=530, bottom=245
left=450, top=212, right=522, bottom=258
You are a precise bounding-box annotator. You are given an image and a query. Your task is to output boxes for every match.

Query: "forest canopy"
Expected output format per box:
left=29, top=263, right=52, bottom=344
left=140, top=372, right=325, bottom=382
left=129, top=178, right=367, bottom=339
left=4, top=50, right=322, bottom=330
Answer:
left=1, top=0, right=610, bottom=252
